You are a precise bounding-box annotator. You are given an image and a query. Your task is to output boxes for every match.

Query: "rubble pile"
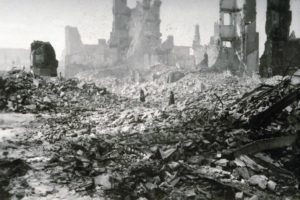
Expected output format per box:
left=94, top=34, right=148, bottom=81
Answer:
left=224, top=77, right=300, bottom=131
left=19, top=72, right=298, bottom=199
left=0, top=70, right=107, bottom=113
left=2, top=68, right=300, bottom=199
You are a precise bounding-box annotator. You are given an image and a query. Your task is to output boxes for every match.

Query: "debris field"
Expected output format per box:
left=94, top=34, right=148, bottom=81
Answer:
left=0, top=70, right=300, bottom=200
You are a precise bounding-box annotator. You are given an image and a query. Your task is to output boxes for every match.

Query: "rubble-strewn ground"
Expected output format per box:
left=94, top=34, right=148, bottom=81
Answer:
left=1, top=69, right=300, bottom=200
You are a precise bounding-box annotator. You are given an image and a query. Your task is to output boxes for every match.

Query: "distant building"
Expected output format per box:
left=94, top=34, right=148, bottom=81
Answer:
left=64, top=26, right=117, bottom=78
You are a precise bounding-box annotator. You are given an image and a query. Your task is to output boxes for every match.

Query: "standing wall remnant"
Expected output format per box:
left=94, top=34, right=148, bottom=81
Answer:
left=260, top=0, right=300, bottom=77
left=242, top=0, right=259, bottom=73
left=30, top=41, right=58, bottom=77
left=210, top=0, right=259, bottom=75
left=109, top=0, right=162, bottom=67
left=64, top=26, right=116, bottom=78
left=211, top=0, right=244, bottom=75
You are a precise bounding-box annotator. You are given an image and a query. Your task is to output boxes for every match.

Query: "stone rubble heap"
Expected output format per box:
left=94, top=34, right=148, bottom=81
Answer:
left=0, top=70, right=107, bottom=113
left=1, top=69, right=300, bottom=199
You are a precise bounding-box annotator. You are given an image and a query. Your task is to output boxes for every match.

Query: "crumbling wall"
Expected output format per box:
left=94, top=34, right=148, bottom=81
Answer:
left=172, top=46, right=195, bottom=70
left=260, top=0, right=300, bottom=77
left=210, top=0, right=260, bottom=75
left=126, top=0, right=162, bottom=68
left=31, top=41, right=58, bottom=77
left=157, top=35, right=174, bottom=66
left=241, top=0, right=259, bottom=73
left=109, top=0, right=162, bottom=67
left=64, top=26, right=116, bottom=78
left=109, top=0, right=131, bottom=60
left=211, top=0, right=245, bottom=74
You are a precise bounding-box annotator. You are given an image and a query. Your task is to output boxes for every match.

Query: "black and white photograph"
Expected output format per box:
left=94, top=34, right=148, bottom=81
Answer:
left=0, top=0, right=300, bottom=199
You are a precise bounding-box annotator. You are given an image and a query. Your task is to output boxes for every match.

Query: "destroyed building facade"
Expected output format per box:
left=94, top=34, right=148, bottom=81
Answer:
left=64, top=26, right=117, bottom=78
left=192, top=23, right=220, bottom=70
left=110, top=0, right=163, bottom=67
left=64, top=0, right=198, bottom=77
left=210, top=0, right=259, bottom=75
left=260, top=0, right=300, bottom=77
left=30, top=41, right=58, bottom=77
left=241, top=0, right=259, bottom=73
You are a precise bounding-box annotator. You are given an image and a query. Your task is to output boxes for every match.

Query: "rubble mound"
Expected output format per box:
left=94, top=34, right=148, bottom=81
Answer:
left=0, top=70, right=107, bottom=113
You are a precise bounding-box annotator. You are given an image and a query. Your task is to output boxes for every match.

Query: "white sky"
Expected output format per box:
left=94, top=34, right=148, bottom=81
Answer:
left=0, top=0, right=299, bottom=58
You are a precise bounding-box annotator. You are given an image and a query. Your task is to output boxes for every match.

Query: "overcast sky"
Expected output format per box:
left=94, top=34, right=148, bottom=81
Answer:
left=0, top=0, right=299, bottom=57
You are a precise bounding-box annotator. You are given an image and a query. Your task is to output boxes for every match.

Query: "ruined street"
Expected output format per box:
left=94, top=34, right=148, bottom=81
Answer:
left=0, top=69, right=300, bottom=199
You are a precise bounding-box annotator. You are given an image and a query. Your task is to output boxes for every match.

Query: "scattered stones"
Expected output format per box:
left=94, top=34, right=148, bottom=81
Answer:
left=267, top=180, right=277, bottom=191
left=248, top=175, right=268, bottom=189
left=235, top=192, right=243, bottom=200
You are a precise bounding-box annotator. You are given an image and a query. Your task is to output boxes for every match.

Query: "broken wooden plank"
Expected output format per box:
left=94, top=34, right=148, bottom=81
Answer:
left=249, top=88, right=300, bottom=128
left=234, top=135, right=298, bottom=157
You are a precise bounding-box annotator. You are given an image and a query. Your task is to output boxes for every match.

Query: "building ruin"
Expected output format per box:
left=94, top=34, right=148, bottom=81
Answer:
left=192, top=23, right=220, bottom=70
left=64, top=0, right=198, bottom=77
left=30, top=41, right=58, bottom=77
left=260, top=0, right=300, bottom=77
left=64, top=26, right=117, bottom=78
left=210, top=0, right=259, bottom=75
left=110, top=0, right=162, bottom=67
left=63, top=0, right=300, bottom=78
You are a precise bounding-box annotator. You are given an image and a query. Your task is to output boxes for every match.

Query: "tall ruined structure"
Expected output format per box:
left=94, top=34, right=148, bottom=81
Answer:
left=109, top=0, right=131, bottom=60
left=260, top=0, right=300, bottom=77
left=241, top=0, right=259, bottom=73
left=212, top=0, right=244, bottom=74
left=192, top=24, right=219, bottom=70
left=109, top=0, right=162, bottom=66
left=211, top=0, right=259, bottom=75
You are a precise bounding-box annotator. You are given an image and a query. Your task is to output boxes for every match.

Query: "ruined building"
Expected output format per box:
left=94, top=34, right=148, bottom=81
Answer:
left=260, top=0, right=300, bottom=77
left=64, top=0, right=199, bottom=77
left=241, top=0, right=259, bottom=73
left=192, top=24, right=220, bottom=70
left=211, top=0, right=259, bottom=75
left=211, top=0, right=244, bottom=74
left=158, top=35, right=195, bottom=70
left=64, top=26, right=116, bottom=78
left=110, top=0, right=162, bottom=67
left=30, top=41, right=58, bottom=77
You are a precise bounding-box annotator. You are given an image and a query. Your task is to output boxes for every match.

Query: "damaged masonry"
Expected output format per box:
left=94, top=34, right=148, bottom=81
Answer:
left=1, top=0, right=300, bottom=200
